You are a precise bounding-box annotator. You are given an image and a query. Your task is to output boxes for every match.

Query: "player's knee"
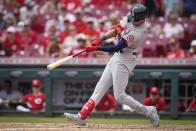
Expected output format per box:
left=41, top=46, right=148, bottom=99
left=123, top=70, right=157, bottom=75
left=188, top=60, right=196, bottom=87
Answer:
left=114, top=93, right=125, bottom=103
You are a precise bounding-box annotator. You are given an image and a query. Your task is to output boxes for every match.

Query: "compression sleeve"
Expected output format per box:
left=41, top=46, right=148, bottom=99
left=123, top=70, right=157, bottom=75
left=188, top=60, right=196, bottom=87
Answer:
left=97, top=39, right=127, bottom=52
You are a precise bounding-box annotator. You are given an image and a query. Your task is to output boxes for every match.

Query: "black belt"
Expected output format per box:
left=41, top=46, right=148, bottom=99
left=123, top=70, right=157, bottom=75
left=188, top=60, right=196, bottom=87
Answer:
left=119, top=50, right=137, bottom=55
left=132, top=52, right=137, bottom=55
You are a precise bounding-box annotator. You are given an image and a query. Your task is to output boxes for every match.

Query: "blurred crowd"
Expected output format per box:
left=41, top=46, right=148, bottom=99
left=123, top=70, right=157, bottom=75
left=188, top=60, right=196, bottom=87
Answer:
left=0, top=0, right=196, bottom=58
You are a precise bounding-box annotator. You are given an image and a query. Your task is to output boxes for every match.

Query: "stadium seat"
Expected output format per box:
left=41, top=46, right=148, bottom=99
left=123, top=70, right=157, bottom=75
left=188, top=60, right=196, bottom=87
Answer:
left=15, top=50, right=29, bottom=57
left=141, top=39, right=155, bottom=57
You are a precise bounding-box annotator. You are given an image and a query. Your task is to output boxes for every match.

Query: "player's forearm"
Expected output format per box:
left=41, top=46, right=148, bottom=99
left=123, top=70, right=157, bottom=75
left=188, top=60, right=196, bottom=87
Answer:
left=104, top=25, right=122, bottom=39
left=104, top=29, right=117, bottom=39
left=91, top=24, right=123, bottom=47
left=98, top=39, right=127, bottom=52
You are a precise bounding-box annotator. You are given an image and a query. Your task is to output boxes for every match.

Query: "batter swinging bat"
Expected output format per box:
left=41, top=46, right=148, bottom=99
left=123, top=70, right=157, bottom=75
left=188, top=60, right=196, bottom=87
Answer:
left=47, top=49, right=87, bottom=70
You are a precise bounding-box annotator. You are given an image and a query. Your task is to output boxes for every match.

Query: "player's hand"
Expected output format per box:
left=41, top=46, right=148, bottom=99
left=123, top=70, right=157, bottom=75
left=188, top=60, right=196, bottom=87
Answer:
left=91, top=38, right=103, bottom=46
left=86, top=46, right=98, bottom=52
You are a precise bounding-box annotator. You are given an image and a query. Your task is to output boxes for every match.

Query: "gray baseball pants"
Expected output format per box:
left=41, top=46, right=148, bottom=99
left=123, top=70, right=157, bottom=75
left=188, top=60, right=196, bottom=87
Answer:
left=90, top=53, right=151, bottom=116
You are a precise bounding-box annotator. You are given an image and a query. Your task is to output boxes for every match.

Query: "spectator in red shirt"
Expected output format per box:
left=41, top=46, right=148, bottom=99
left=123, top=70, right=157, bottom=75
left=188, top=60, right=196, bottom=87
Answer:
left=21, top=24, right=38, bottom=49
left=143, top=86, right=166, bottom=112
left=40, top=25, right=57, bottom=54
left=188, top=40, right=196, bottom=58
left=68, top=33, right=88, bottom=58
left=91, top=0, right=110, bottom=7
left=71, top=8, right=87, bottom=34
left=17, top=79, right=45, bottom=112
left=3, top=26, right=21, bottom=54
left=187, top=84, right=196, bottom=112
left=166, top=38, right=186, bottom=59
left=95, top=93, right=116, bottom=112
left=30, top=13, right=45, bottom=34
left=58, top=18, right=70, bottom=43
left=17, top=0, right=24, bottom=6
left=84, top=18, right=100, bottom=43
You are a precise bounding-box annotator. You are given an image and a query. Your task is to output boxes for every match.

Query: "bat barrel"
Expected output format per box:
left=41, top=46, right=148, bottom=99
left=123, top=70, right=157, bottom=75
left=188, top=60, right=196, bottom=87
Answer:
left=47, top=49, right=86, bottom=70
left=47, top=56, right=73, bottom=70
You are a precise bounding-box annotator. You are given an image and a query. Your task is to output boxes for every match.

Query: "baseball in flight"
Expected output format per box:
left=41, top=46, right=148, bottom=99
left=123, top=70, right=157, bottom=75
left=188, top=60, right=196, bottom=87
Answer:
left=18, top=21, right=25, bottom=27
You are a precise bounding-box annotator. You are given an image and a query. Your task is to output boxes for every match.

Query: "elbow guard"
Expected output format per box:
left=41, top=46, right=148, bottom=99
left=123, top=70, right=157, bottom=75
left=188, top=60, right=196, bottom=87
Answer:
left=110, top=24, right=124, bottom=36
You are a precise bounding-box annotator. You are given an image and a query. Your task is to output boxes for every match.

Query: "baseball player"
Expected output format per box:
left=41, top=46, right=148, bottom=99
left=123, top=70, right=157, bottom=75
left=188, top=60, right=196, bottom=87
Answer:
left=16, top=79, right=45, bottom=112
left=64, top=4, right=160, bottom=127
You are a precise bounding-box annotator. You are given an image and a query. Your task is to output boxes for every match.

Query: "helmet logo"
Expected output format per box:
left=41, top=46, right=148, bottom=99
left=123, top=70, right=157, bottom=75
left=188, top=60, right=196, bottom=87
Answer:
left=132, top=11, right=134, bottom=17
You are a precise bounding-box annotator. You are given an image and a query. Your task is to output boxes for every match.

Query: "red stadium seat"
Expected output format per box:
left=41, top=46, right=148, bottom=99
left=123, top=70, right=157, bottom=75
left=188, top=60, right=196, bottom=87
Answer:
left=141, top=38, right=156, bottom=57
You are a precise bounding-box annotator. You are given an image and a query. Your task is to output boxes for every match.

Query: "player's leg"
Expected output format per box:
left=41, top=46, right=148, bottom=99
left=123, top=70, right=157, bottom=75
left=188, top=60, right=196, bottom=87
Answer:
left=80, top=60, right=113, bottom=119
left=64, top=60, right=113, bottom=125
left=111, top=62, right=148, bottom=114
left=111, top=61, right=159, bottom=127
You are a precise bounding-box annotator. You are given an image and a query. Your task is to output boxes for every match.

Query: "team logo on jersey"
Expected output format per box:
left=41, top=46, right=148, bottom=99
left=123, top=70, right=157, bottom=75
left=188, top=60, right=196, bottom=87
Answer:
left=34, top=98, right=42, bottom=104
left=126, top=35, right=134, bottom=42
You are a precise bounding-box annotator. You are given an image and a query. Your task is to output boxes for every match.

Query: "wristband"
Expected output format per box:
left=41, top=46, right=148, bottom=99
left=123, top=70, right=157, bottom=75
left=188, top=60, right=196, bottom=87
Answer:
left=100, top=35, right=107, bottom=41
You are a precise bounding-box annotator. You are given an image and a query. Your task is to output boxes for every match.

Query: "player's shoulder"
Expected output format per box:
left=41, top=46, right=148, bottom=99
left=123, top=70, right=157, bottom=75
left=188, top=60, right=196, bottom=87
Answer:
left=191, top=99, right=196, bottom=104
left=120, top=16, right=129, bottom=29
left=158, top=96, right=165, bottom=102
left=41, top=93, right=45, bottom=97
left=167, top=51, right=173, bottom=56
left=143, top=97, right=151, bottom=102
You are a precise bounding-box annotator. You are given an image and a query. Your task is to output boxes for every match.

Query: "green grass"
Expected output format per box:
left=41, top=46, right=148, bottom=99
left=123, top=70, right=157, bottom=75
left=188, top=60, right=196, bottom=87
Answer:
left=0, top=117, right=196, bottom=125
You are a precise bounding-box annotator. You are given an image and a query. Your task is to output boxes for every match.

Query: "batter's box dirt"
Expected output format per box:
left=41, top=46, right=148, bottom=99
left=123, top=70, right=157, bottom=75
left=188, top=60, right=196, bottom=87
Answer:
left=0, top=123, right=196, bottom=131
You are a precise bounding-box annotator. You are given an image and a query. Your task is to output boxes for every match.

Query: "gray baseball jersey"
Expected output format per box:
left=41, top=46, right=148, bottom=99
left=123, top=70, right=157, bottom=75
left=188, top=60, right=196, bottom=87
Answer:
left=114, top=16, right=146, bottom=58
left=90, top=16, right=151, bottom=116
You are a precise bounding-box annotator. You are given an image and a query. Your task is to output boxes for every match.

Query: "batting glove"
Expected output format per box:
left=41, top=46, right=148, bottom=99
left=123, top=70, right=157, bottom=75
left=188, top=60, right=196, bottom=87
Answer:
left=86, top=46, right=98, bottom=52
left=91, top=38, right=103, bottom=46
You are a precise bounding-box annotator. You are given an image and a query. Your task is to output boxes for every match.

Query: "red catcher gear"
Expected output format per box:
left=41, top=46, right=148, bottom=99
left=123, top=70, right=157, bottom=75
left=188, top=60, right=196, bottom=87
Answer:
left=86, top=46, right=98, bottom=52
left=80, top=99, right=95, bottom=120
left=32, top=79, right=40, bottom=87
left=91, top=38, right=103, bottom=46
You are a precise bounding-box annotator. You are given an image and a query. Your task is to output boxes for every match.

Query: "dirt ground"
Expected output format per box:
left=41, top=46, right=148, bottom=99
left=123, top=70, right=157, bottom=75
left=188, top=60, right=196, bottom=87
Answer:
left=0, top=123, right=196, bottom=131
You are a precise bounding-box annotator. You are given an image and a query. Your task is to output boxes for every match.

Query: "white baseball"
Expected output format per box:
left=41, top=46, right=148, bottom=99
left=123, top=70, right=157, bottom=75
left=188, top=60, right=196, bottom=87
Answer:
left=18, top=21, right=24, bottom=27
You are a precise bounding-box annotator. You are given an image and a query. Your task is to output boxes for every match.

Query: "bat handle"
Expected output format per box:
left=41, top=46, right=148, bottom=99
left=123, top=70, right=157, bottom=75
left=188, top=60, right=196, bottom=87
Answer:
left=73, top=49, right=87, bottom=57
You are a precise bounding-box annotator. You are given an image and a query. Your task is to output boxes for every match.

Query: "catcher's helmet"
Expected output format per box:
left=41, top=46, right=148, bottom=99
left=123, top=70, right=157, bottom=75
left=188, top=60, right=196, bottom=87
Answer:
left=127, top=4, right=149, bottom=22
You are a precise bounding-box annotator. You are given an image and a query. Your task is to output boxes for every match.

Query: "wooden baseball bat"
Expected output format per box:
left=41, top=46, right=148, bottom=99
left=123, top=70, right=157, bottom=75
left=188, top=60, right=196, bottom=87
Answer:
left=47, top=49, right=87, bottom=70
